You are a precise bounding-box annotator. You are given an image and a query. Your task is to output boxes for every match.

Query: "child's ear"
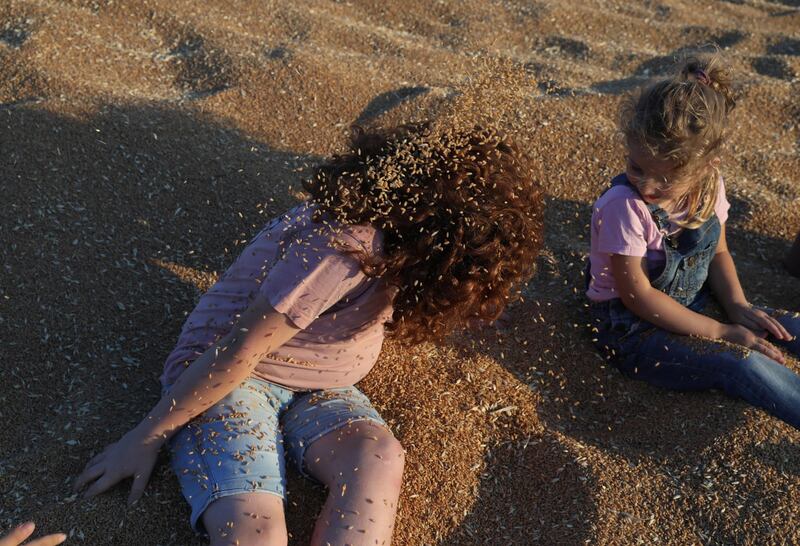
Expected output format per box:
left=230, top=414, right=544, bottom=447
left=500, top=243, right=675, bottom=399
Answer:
left=708, top=156, right=721, bottom=169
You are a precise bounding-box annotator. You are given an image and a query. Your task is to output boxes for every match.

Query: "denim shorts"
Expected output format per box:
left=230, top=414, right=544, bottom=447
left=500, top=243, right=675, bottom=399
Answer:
left=164, top=377, right=386, bottom=534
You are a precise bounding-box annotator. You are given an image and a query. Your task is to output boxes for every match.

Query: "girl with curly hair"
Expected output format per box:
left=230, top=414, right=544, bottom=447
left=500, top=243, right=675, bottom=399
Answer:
left=75, top=122, right=543, bottom=545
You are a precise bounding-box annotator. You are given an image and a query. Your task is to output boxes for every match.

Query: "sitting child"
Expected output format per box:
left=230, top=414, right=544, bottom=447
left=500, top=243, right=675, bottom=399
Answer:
left=586, top=55, right=800, bottom=428
left=75, top=122, right=543, bottom=546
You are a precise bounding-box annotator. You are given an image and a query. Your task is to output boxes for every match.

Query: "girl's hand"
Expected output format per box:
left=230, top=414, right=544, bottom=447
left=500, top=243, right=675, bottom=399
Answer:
left=73, top=427, right=162, bottom=507
left=720, top=323, right=786, bottom=364
left=0, top=522, right=66, bottom=546
left=727, top=302, right=792, bottom=341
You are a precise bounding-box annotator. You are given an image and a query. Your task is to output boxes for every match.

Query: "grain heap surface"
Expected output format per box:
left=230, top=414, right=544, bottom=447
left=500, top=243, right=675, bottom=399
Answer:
left=1, top=0, right=799, bottom=544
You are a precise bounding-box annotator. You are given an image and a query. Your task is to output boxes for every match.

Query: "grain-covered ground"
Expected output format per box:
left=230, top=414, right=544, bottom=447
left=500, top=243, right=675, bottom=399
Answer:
left=1, top=0, right=799, bottom=544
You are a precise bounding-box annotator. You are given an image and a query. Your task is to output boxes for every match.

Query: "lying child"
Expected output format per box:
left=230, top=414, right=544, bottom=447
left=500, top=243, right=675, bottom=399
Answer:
left=75, top=122, right=543, bottom=545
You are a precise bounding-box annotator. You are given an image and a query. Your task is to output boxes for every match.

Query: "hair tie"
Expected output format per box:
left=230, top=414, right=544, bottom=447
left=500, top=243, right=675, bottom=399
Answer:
left=694, top=69, right=710, bottom=85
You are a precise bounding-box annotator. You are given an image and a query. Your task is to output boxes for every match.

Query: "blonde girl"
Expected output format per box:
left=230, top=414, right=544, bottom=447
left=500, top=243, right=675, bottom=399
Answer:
left=587, top=55, right=800, bottom=428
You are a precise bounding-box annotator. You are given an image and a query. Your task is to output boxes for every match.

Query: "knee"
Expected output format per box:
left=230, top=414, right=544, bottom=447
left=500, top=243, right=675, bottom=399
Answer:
left=203, top=494, right=288, bottom=546
left=368, top=429, right=406, bottom=480
left=347, top=424, right=404, bottom=469
left=210, top=529, right=287, bottom=546
left=732, top=351, right=789, bottom=390
left=742, top=351, right=778, bottom=373
left=207, top=518, right=288, bottom=546
left=315, top=423, right=405, bottom=485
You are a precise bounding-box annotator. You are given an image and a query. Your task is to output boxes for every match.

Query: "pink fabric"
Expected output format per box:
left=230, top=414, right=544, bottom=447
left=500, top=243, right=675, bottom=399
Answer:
left=161, top=202, right=395, bottom=390
left=587, top=178, right=730, bottom=302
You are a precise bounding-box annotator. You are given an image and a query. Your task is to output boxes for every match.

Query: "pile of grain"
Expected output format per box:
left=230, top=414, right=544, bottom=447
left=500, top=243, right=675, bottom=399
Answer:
left=0, top=0, right=798, bottom=544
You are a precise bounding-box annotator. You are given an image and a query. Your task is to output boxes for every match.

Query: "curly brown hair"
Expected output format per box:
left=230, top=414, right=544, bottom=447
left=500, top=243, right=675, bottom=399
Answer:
left=303, top=123, right=544, bottom=343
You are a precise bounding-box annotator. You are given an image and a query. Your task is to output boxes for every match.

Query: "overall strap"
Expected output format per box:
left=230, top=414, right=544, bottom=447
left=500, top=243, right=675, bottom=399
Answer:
left=609, top=173, right=629, bottom=188
left=647, top=204, right=674, bottom=246
left=610, top=173, right=672, bottom=234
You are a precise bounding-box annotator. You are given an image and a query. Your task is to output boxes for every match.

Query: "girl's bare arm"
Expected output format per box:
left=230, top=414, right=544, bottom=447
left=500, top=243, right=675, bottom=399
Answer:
left=132, top=293, right=300, bottom=444
left=611, top=253, right=785, bottom=362
left=610, top=253, right=724, bottom=338
left=707, top=225, right=790, bottom=340
left=706, top=224, right=750, bottom=316
left=74, top=293, right=300, bottom=504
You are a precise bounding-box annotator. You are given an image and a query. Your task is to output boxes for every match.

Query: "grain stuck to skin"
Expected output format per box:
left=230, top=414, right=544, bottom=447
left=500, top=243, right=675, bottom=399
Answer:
left=2, top=1, right=799, bottom=545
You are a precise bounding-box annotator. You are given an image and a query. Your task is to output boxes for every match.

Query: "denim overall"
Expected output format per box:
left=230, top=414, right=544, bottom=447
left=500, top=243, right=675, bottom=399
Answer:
left=589, top=174, right=800, bottom=429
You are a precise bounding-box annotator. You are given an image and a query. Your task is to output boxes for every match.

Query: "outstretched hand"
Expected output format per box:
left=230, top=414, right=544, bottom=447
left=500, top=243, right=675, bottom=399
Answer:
left=727, top=303, right=792, bottom=342
left=73, top=428, right=162, bottom=507
left=721, top=323, right=786, bottom=364
left=0, top=523, right=66, bottom=546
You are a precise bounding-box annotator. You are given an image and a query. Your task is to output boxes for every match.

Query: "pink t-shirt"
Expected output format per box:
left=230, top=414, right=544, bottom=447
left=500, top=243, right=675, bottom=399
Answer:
left=586, top=178, right=730, bottom=302
left=161, top=202, right=395, bottom=390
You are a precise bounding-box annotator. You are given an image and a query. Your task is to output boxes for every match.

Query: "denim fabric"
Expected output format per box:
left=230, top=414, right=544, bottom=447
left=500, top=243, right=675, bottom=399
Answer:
left=165, top=377, right=386, bottom=534
left=596, top=174, right=722, bottom=306
left=593, top=305, right=800, bottom=428
left=589, top=176, right=800, bottom=429
left=649, top=214, right=720, bottom=306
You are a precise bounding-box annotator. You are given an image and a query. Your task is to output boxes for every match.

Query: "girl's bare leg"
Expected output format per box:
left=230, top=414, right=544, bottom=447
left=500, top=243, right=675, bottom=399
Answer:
left=202, top=493, right=287, bottom=546
left=304, top=422, right=405, bottom=546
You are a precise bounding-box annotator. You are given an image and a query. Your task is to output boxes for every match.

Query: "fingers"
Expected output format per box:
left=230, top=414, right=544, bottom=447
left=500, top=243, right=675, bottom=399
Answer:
left=0, top=524, right=66, bottom=546
left=767, top=315, right=792, bottom=341
left=73, top=448, right=110, bottom=493
left=127, top=465, right=154, bottom=507
left=752, top=310, right=789, bottom=341
left=73, top=464, right=105, bottom=493
left=86, top=451, right=107, bottom=469
left=735, top=311, right=767, bottom=335
left=0, top=522, right=35, bottom=546
left=83, top=474, right=117, bottom=499
left=26, top=533, right=67, bottom=546
left=745, top=308, right=791, bottom=341
left=754, top=338, right=785, bottom=364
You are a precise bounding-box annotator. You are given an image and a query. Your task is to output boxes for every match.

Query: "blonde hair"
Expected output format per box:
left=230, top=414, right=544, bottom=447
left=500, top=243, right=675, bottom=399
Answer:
left=621, top=54, right=736, bottom=228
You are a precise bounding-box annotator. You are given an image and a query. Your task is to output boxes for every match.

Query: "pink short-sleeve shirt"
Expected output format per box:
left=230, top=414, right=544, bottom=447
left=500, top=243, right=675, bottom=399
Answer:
left=161, top=202, right=395, bottom=390
left=586, top=177, right=730, bottom=302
